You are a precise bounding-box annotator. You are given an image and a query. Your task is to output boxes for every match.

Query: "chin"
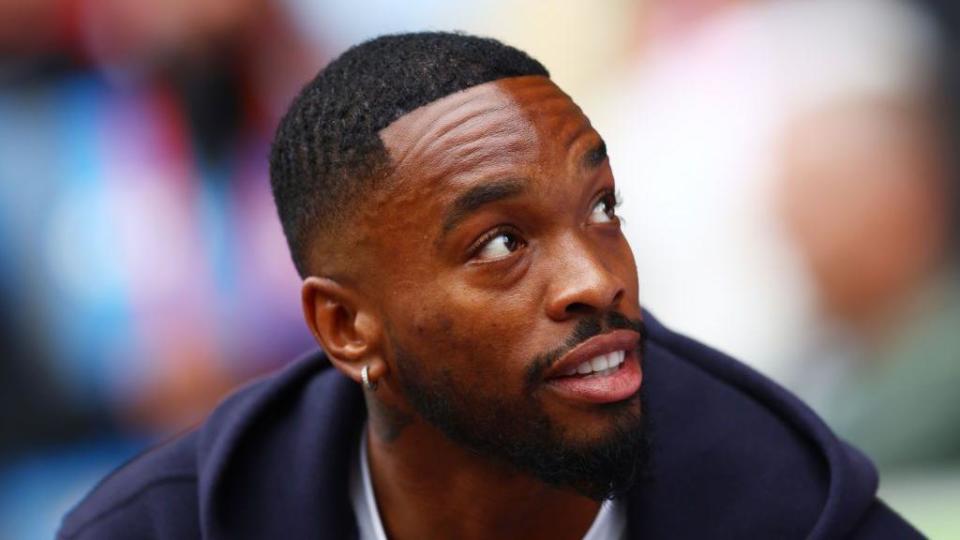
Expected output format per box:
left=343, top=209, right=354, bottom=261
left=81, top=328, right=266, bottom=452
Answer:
left=546, top=391, right=644, bottom=447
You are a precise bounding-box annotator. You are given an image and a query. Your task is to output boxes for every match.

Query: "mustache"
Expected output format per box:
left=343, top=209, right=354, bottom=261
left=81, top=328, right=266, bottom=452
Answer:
left=524, top=312, right=648, bottom=388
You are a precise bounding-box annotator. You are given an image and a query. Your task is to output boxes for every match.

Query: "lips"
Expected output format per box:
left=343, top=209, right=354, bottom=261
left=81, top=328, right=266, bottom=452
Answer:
left=544, top=329, right=643, bottom=404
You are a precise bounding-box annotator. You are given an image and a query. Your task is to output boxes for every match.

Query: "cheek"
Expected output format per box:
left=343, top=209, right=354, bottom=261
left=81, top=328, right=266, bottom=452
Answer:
left=397, top=286, right=538, bottom=380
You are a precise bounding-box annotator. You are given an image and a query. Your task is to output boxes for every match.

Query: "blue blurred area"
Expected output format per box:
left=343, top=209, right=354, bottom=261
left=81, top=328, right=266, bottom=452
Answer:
left=0, top=2, right=320, bottom=535
left=0, top=437, right=147, bottom=540
left=0, top=64, right=315, bottom=424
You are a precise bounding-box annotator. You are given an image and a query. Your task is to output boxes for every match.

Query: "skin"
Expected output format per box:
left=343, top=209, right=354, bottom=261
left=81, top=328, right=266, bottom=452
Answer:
left=302, top=75, right=642, bottom=540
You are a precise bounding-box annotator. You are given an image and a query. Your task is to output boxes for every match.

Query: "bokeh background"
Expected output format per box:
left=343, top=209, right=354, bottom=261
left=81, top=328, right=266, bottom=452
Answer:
left=1, top=0, right=958, bottom=537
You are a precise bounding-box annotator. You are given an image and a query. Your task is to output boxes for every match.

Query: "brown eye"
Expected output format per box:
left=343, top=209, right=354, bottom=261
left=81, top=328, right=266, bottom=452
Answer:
left=475, top=231, right=524, bottom=260
left=589, top=193, right=619, bottom=224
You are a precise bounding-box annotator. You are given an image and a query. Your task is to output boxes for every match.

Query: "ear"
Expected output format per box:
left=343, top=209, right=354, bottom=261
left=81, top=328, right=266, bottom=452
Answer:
left=301, top=276, right=387, bottom=385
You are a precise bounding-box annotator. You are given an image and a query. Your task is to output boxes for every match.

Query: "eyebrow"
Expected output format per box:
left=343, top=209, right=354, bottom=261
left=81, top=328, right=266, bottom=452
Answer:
left=583, top=140, right=607, bottom=169
left=441, top=179, right=526, bottom=235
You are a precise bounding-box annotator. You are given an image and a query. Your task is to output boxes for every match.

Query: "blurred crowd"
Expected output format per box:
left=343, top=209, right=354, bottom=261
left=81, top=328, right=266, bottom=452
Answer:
left=777, top=1, right=960, bottom=528
left=0, top=0, right=323, bottom=536
left=0, top=0, right=958, bottom=538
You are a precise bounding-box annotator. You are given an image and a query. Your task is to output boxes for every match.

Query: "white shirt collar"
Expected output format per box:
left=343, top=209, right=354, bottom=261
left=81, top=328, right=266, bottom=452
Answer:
left=349, top=426, right=390, bottom=540
left=582, top=498, right=627, bottom=540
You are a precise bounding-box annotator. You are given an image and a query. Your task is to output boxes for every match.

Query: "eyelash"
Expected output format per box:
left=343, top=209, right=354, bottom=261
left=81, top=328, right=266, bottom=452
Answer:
left=597, top=189, right=622, bottom=217
left=468, top=225, right=525, bottom=259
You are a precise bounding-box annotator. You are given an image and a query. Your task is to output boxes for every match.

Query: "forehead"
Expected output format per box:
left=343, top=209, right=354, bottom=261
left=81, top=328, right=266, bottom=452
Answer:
left=339, top=76, right=602, bottom=285
left=338, top=76, right=605, bottom=292
left=379, top=76, right=596, bottom=192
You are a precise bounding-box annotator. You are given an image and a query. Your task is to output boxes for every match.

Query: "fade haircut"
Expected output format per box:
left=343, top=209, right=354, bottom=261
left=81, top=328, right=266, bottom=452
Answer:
left=269, top=32, right=550, bottom=277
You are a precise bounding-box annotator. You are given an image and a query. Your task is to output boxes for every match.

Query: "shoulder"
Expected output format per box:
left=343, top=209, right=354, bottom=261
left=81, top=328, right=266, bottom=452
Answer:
left=56, top=431, right=201, bottom=539
left=630, top=311, right=921, bottom=539
left=58, top=350, right=345, bottom=540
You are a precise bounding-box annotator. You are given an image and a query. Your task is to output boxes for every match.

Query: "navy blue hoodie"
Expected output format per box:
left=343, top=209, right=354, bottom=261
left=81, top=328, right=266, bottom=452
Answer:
left=58, top=312, right=921, bottom=539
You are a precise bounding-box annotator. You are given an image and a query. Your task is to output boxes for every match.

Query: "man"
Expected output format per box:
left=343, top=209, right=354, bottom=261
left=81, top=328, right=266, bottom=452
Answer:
left=59, top=32, right=919, bottom=539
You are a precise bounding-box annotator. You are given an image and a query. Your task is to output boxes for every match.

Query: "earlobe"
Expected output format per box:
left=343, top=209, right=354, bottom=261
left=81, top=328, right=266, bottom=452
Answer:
left=301, top=276, right=387, bottom=387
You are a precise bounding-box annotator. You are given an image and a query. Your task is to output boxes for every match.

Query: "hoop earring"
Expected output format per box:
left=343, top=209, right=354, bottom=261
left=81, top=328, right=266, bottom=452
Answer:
left=361, top=365, right=378, bottom=391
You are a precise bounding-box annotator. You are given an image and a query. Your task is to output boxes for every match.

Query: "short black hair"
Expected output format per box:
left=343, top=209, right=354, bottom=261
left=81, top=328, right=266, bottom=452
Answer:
left=269, top=32, right=550, bottom=277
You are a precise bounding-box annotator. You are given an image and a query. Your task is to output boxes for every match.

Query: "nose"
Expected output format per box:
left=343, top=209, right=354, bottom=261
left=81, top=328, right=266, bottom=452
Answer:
left=544, top=234, right=627, bottom=321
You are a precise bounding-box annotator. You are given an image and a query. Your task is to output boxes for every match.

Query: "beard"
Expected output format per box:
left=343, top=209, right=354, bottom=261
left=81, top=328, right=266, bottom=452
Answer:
left=391, top=312, right=650, bottom=501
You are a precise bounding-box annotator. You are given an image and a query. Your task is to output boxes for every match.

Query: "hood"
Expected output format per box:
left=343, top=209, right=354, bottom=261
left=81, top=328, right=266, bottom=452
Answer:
left=196, top=352, right=365, bottom=539
left=627, top=312, right=888, bottom=539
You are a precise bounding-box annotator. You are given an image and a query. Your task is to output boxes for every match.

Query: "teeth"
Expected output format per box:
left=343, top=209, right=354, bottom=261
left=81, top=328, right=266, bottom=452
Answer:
left=591, top=355, right=609, bottom=371
left=564, top=351, right=626, bottom=377
left=611, top=350, right=625, bottom=367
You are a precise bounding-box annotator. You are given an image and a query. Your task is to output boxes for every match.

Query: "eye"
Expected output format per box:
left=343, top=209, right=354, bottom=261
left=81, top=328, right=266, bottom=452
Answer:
left=473, top=229, right=525, bottom=261
left=589, top=190, right=620, bottom=224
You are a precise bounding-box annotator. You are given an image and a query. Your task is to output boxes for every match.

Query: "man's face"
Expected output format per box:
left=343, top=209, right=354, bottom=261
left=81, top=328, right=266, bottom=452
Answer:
left=357, top=76, right=646, bottom=498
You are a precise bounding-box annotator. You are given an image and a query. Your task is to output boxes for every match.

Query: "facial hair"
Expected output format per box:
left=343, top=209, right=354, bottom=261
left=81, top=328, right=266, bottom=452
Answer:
left=392, top=312, right=650, bottom=501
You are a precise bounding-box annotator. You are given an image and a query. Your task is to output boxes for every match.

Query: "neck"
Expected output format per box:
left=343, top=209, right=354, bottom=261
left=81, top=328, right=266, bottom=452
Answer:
left=364, top=409, right=601, bottom=540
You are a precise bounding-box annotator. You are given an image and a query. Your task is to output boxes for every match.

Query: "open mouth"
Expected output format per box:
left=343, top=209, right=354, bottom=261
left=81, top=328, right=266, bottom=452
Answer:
left=541, top=329, right=643, bottom=404
left=546, top=349, right=642, bottom=404
left=558, top=350, right=626, bottom=378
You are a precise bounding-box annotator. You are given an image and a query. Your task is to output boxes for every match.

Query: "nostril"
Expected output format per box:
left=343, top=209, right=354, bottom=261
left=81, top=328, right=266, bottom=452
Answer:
left=565, top=302, right=597, bottom=316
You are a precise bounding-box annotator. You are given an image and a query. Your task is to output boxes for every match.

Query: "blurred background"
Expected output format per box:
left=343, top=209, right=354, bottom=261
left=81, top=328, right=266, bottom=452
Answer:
left=0, top=0, right=957, bottom=537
